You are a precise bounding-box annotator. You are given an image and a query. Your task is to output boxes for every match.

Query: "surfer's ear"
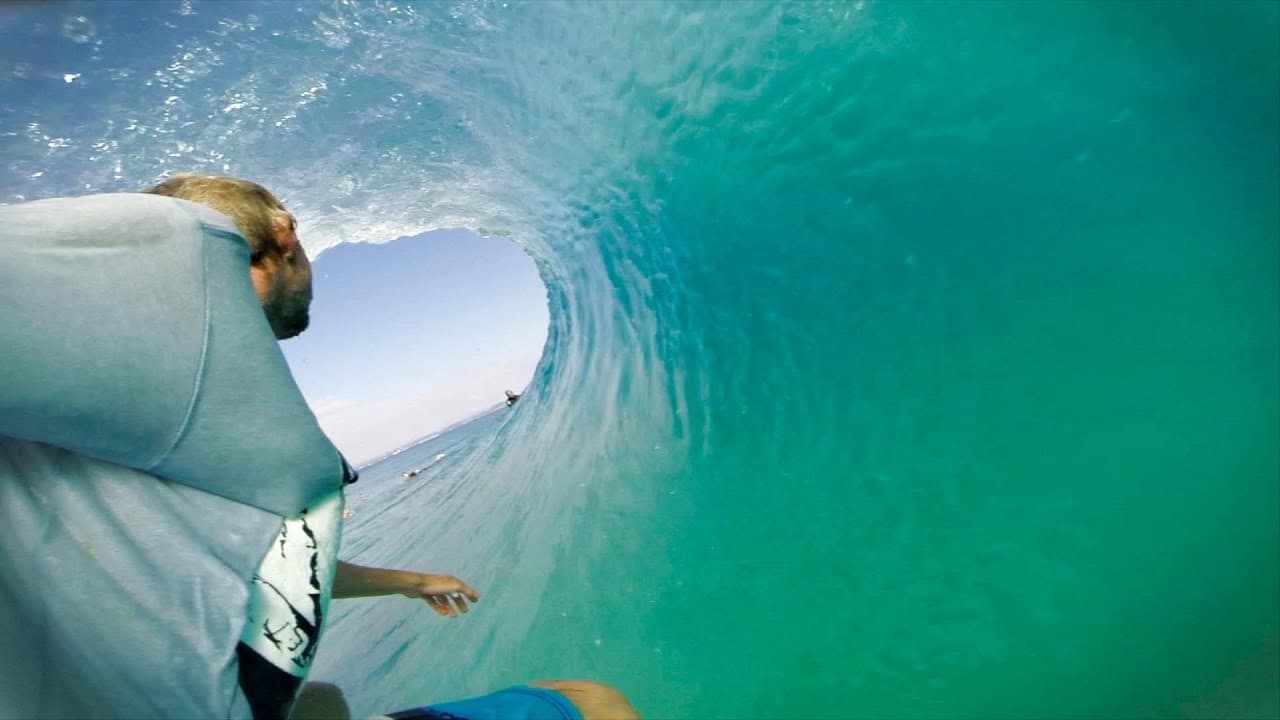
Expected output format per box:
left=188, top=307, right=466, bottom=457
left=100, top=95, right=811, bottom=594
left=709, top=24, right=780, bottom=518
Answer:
left=269, top=211, right=300, bottom=260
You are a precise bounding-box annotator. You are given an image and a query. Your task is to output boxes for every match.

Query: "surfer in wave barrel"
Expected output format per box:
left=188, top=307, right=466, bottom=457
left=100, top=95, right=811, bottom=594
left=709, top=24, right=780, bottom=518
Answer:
left=0, top=174, right=637, bottom=720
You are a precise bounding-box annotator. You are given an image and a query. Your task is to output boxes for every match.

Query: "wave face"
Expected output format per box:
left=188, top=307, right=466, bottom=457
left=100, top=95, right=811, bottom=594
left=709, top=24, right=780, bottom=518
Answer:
left=3, top=2, right=1278, bottom=717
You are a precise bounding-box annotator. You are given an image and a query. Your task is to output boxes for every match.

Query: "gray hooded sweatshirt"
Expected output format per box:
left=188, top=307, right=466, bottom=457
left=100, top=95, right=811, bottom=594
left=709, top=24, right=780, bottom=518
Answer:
left=0, top=193, right=344, bottom=718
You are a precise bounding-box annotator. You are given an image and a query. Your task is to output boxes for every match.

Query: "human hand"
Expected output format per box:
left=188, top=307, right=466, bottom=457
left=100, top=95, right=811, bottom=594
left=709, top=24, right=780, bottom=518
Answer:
left=396, top=573, right=481, bottom=617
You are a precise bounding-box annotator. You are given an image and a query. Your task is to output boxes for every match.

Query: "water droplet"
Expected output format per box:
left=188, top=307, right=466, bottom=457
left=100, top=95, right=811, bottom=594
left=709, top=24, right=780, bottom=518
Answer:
left=61, top=16, right=96, bottom=44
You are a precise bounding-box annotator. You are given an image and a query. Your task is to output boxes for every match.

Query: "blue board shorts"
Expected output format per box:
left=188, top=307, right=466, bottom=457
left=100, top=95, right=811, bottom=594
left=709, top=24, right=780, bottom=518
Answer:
left=383, top=685, right=584, bottom=720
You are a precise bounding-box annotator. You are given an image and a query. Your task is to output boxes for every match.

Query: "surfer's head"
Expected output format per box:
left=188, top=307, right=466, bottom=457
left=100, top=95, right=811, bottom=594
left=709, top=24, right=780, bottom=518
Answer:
left=146, top=174, right=312, bottom=339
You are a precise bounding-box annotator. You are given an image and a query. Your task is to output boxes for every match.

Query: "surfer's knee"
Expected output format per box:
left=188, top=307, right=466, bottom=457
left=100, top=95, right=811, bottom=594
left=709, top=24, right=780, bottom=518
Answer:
left=530, top=679, right=640, bottom=720
left=290, top=681, right=351, bottom=720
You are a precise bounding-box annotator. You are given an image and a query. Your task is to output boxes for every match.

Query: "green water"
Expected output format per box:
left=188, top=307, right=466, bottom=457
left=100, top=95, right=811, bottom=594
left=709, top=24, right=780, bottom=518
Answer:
left=3, top=0, right=1276, bottom=717
left=503, top=4, right=1280, bottom=717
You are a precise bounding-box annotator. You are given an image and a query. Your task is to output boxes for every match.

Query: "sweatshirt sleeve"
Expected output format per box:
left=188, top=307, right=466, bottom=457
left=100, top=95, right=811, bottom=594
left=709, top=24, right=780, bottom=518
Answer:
left=0, top=193, right=341, bottom=516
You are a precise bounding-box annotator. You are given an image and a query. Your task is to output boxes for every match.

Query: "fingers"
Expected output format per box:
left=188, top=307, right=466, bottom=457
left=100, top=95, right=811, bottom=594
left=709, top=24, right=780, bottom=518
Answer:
left=420, top=589, right=473, bottom=617
left=422, top=592, right=470, bottom=616
left=425, top=574, right=480, bottom=601
left=406, top=573, right=483, bottom=618
left=424, top=575, right=481, bottom=601
left=423, top=594, right=455, bottom=617
left=441, top=590, right=471, bottom=615
left=454, top=579, right=481, bottom=603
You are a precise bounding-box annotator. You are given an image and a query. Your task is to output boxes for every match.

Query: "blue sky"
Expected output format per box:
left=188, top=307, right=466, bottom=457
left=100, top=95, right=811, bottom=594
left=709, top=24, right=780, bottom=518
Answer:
left=281, top=228, right=548, bottom=465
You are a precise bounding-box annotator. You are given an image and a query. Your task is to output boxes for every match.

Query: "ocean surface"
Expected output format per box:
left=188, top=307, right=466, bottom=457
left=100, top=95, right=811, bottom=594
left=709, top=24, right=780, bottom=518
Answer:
left=2, top=2, right=1278, bottom=718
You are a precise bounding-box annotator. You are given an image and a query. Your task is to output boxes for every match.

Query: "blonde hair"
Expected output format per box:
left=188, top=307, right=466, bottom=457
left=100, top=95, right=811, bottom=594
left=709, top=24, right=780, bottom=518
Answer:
left=145, top=174, right=287, bottom=260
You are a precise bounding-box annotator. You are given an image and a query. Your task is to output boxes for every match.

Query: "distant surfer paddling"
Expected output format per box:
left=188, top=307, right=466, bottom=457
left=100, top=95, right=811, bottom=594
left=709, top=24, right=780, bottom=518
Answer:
left=505, top=389, right=521, bottom=407
left=402, top=453, right=446, bottom=479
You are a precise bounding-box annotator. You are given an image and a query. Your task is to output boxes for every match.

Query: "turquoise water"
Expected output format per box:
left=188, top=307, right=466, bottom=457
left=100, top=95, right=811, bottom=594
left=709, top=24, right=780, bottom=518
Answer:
left=2, top=1, right=1277, bottom=717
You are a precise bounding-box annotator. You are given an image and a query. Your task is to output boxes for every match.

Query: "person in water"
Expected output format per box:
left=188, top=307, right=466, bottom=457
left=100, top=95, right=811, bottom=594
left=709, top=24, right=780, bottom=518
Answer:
left=0, top=174, right=636, bottom=720
left=506, top=389, right=521, bottom=407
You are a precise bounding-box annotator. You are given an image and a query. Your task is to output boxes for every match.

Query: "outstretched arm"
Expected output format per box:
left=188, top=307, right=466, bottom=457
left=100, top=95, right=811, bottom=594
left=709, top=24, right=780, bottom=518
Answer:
left=332, top=561, right=481, bottom=617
